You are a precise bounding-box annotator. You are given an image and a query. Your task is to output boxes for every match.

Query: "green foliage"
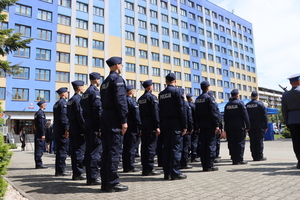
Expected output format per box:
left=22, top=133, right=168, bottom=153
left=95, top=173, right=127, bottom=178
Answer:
left=0, top=134, right=12, bottom=198
left=0, top=176, right=7, bottom=198
left=282, top=126, right=291, bottom=138
left=7, top=143, right=16, bottom=149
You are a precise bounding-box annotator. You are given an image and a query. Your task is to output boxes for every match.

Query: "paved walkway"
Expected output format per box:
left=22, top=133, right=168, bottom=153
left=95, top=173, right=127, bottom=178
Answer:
left=5, top=138, right=300, bottom=200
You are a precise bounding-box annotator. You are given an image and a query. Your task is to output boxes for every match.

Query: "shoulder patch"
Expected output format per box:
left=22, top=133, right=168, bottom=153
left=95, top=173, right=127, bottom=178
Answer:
left=116, top=82, right=124, bottom=86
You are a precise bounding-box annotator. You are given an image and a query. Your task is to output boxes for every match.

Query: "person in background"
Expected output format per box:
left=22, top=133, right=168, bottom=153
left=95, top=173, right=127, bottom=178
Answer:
left=45, top=121, right=54, bottom=154
left=19, top=127, right=26, bottom=151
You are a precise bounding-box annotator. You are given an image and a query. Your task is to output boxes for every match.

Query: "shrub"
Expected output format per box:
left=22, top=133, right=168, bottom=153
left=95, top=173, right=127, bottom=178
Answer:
left=282, top=126, right=291, bottom=138
left=0, top=134, right=13, bottom=198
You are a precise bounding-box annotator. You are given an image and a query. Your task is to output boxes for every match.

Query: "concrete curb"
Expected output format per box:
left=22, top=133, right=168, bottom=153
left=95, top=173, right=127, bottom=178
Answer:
left=4, top=177, right=35, bottom=200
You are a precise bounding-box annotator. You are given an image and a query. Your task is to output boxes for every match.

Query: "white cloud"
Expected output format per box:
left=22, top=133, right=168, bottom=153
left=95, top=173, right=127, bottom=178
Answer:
left=208, top=0, right=300, bottom=91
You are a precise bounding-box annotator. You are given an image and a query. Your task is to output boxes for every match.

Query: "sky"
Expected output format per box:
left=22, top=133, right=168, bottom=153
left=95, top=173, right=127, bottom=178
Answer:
left=208, top=0, right=300, bottom=91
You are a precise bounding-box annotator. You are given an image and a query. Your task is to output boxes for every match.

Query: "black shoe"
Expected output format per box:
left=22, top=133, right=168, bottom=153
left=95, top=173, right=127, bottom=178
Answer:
left=87, top=178, right=101, bottom=185
left=103, top=183, right=129, bottom=192
left=142, top=169, right=161, bottom=176
left=171, top=174, right=187, bottom=180
left=214, top=159, right=221, bottom=163
left=203, top=166, right=219, bottom=171
left=191, top=157, right=201, bottom=162
left=181, top=164, right=193, bottom=169
left=123, top=168, right=140, bottom=173
left=72, top=174, right=87, bottom=180
left=216, top=156, right=221, bottom=159
left=55, top=171, right=71, bottom=176
left=297, top=162, right=300, bottom=169
left=36, top=164, right=48, bottom=169
left=253, top=157, right=267, bottom=161
left=164, top=174, right=170, bottom=180
left=233, top=161, right=248, bottom=165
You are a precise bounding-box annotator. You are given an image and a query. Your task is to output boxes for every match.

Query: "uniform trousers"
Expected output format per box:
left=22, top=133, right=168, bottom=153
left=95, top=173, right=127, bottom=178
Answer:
left=34, top=135, right=44, bottom=167
left=141, top=128, right=157, bottom=173
left=226, top=128, right=246, bottom=162
left=122, top=131, right=137, bottom=171
left=199, top=128, right=216, bottom=169
left=289, top=124, right=300, bottom=161
left=248, top=128, right=264, bottom=160
left=215, top=133, right=221, bottom=158
left=190, top=132, right=199, bottom=160
left=180, top=133, right=191, bottom=167
left=156, top=133, right=164, bottom=167
left=100, top=110, right=122, bottom=190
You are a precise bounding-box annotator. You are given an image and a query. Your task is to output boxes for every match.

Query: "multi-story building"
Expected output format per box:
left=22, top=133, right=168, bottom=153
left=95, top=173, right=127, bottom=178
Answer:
left=0, top=0, right=258, bottom=134
left=258, top=87, right=283, bottom=108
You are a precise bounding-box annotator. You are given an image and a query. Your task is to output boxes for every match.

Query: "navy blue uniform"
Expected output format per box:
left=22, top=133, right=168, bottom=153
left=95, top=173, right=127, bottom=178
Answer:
left=138, top=90, right=160, bottom=174
left=68, top=93, right=86, bottom=179
left=180, top=101, right=193, bottom=168
left=224, top=98, right=250, bottom=163
left=34, top=109, right=47, bottom=167
left=53, top=98, right=69, bottom=175
left=159, top=85, right=187, bottom=178
left=188, top=101, right=199, bottom=161
left=195, top=92, right=219, bottom=170
left=80, top=85, right=102, bottom=183
left=100, top=71, right=128, bottom=190
left=122, top=95, right=142, bottom=171
left=246, top=99, right=268, bottom=160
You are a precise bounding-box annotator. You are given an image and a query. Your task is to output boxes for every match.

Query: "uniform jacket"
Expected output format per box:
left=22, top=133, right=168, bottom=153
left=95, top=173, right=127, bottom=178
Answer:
left=34, top=109, right=46, bottom=138
left=53, top=98, right=69, bottom=131
left=194, top=92, right=219, bottom=130
left=224, top=98, right=250, bottom=131
left=246, top=99, right=268, bottom=129
left=281, top=86, right=300, bottom=125
left=158, top=85, right=187, bottom=130
left=185, top=101, right=194, bottom=132
left=127, top=95, right=142, bottom=134
left=138, top=90, right=160, bottom=130
left=68, top=93, right=85, bottom=133
left=100, top=71, right=128, bottom=124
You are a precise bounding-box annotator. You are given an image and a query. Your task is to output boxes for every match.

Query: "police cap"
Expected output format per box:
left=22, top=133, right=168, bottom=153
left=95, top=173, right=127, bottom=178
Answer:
left=231, top=89, right=239, bottom=96
left=287, top=73, right=300, bottom=82
left=126, top=85, right=134, bottom=92
left=56, top=87, right=68, bottom=94
left=71, top=80, right=84, bottom=88
left=142, top=80, right=152, bottom=88
left=106, top=56, right=122, bottom=67
left=200, top=81, right=210, bottom=90
left=37, top=100, right=46, bottom=106
left=251, top=91, right=258, bottom=97
left=89, top=72, right=101, bottom=80
left=166, top=73, right=176, bottom=81
left=186, top=93, right=193, bottom=99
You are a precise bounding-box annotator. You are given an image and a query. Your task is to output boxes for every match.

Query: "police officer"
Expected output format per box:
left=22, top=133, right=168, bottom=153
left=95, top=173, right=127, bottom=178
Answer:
left=246, top=91, right=268, bottom=161
left=34, top=100, right=48, bottom=169
left=186, top=94, right=200, bottom=163
left=180, top=91, right=193, bottom=169
left=195, top=82, right=219, bottom=171
left=100, top=57, right=128, bottom=192
left=281, top=73, right=300, bottom=169
left=53, top=87, right=71, bottom=176
left=122, top=85, right=142, bottom=172
left=80, top=73, right=102, bottom=185
left=224, top=89, right=250, bottom=165
left=138, top=80, right=161, bottom=176
left=159, top=73, right=187, bottom=180
left=67, top=80, right=86, bottom=181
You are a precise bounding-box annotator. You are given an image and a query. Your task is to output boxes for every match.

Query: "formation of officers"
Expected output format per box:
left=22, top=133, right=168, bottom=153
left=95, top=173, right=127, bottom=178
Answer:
left=34, top=56, right=278, bottom=193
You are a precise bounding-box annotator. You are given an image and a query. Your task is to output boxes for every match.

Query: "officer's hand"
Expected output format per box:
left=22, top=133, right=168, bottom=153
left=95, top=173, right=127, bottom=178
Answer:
left=155, top=128, right=160, bottom=136
left=139, top=130, right=142, bottom=136
left=190, top=129, right=194, bottom=134
left=245, top=129, right=249, bottom=132
left=121, top=123, right=128, bottom=135
left=215, top=127, right=220, bottom=134
left=41, top=135, right=45, bottom=142
left=64, top=130, right=69, bottom=138
left=98, top=129, right=101, bottom=138
left=182, top=129, right=187, bottom=136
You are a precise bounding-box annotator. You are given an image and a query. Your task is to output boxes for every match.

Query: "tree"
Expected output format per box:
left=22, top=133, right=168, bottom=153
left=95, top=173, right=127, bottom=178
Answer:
left=0, top=0, right=33, bottom=76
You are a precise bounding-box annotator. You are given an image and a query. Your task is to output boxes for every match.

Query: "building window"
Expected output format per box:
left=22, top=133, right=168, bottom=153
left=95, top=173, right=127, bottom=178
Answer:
left=126, top=63, right=135, bottom=72
left=125, top=16, right=134, bottom=25
left=127, top=80, right=136, bottom=88
left=201, top=64, right=207, bottom=71
left=236, top=73, right=240, bottom=79
left=76, top=1, right=88, bottom=12
left=92, top=57, right=104, bottom=68
left=37, top=28, right=51, bottom=41
left=75, top=73, right=87, bottom=83
left=0, top=88, right=5, bottom=99
left=162, top=41, right=169, bottom=49
left=209, top=66, right=215, bottom=73
left=125, top=1, right=134, bottom=10
left=180, top=9, right=187, bottom=16
left=0, top=22, right=8, bottom=30
left=192, top=62, right=199, bottom=70
left=57, top=33, right=70, bottom=44
left=41, top=0, right=53, bottom=3
left=152, top=52, right=159, bottom=61
left=13, top=67, right=29, bottom=79
left=189, top=12, right=195, bottom=20
left=174, top=58, right=180, bottom=66
left=182, top=34, right=189, bottom=41
left=183, top=47, right=189, bottom=54
left=218, top=92, right=224, bottom=99
left=161, top=1, right=168, bottom=9
left=58, top=0, right=71, bottom=7
left=150, top=0, right=157, bottom=4
left=35, top=68, right=50, bottom=81
left=15, top=24, right=31, bottom=37
left=15, top=4, right=32, bottom=17
left=56, top=52, right=70, bottom=63
left=76, top=19, right=88, bottom=29
left=75, top=55, right=87, bottom=65
left=56, top=71, right=69, bottom=82
left=184, top=60, right=190, bottom=68
left=12, top=88, right=29, bottom=101
left=150, top=24, right=158, bottom=32
left=14, top=47, right=30, bottom=58
left=175, top=71, right=181, bottom=79
left=173, top=44, right=180, bottom=52
left=210, top=78, right=215, bottom=86
left=161, top=14, right=168, bottom=22
left=171, top=5, right=177, bottom=12
left=93, top=23, right=104, bottom=33
left=153, top=83, right=161, bottom=92
left=223, top=69, right=229, bottom=77
left=194, top=75, right=200, bottom=83
left=181, top=21, right=188, bottom=29
left=36, top=48, right=51, bottom=60
left=140, top=65, right=148, bottom=74
left=162, top=27, right=169, bottom=35
left=231, top=82, right=235, bottom=89
left=92, top=40, right=104, bottom=50
left=191, top=49, right=198, bottom=57
left=190, top=25, right=196, bottom=32
left=152, top=68, right=160, bottom=76
left=37, top=9, right=52, bottom=21
left=184, top=73, right=191, bottom=81
left=163, top=69, right=171, bottom=77
left=151, top=38, right=159, bottom=46
left=139, top=35, right=147, bottom=44
left=125, top=47, right=135, bottom=56
left=200, top=52, right=206, bottom=59
left=125, top=31, right=134, bottom=40
left=58, top=14, right=71, bottom=26
left=139, top=50, right=147, bottom=59
left=93, top=6, right=104, bottom=16
left=217, top=80, right=223, bottom=87
left=150, top=10, right=157, bottom=18
left=75, top=37, right=88, bottom=47
left=217, top=68, right=222, bottom=75
left=139, top=20, right=147, bottom=29
left=194, top=88, right=200, bottom=96
left=35, top=89, right=50, bottom=101
left=163, top=55, right=170, bottom=63
left=172, top=30, right=179, bottom=39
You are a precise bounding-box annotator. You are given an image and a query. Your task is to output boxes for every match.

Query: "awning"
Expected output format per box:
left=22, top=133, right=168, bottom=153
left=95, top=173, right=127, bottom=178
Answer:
left=5, top=111, right=53, bottom=120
